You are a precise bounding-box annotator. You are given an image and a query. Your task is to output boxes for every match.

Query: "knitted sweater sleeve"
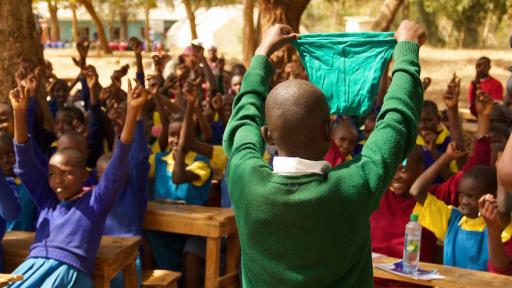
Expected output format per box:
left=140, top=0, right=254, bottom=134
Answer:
left=222, top=55, right=273, bottom=168
left=358, top=41, right=423, bottom=211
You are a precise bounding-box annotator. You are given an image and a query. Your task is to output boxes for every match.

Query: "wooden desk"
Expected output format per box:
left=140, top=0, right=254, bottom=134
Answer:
left=2, top=231, right=141, bottom=288
left=0, top=274, right=22, bottom=287
left=143, top=201, right=239, bottom=288
left=373, top=255, right=512, bottom=288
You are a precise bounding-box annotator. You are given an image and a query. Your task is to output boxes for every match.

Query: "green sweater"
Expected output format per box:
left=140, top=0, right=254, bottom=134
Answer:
left=223, top=41, right=423, bottom=287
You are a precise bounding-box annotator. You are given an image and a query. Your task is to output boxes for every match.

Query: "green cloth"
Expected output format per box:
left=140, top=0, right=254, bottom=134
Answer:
left=223, top=41, right=423, bottom=287
left=294, top=32, right=396, bottom=116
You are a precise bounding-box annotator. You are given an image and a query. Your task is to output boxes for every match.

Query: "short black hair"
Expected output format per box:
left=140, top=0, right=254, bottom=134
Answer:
left=423, top=100, right=439, bottom=115
left=462, top=165, right=497, bottom=196
left=51, top=148, right=87, bottom=169
left=477, top=56, right=491, bottom=65
left=58, top=106, right=85, bottom=124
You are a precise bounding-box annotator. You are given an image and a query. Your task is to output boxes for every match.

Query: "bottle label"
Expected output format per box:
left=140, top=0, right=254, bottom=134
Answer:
left=406, top=240, right=420, bottom=254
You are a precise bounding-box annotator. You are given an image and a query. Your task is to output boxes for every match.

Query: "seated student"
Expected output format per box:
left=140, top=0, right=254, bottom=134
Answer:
left=324, top=120, right=359, bottom=167
left=7, top=81, right=145, bottom=288
left=57, top=132, right=98, bottom=187
left=480, top=185, right=512, bottom=275
left=490, top=103, right=511, bottom=127
left=146, top=98, right=212, bottom=274
left=410, top=143, right=498, bottom=271
left=371, top=93, right=493, bottom=267
left=0, top=132, right=37, bottom=232
left=468, top=57, right=504, bottom=117
left=97, top=94, right=150, bottom=288
left=0, top=138, right=20, bottom=272
left=223, top=21, right=425, bottom=287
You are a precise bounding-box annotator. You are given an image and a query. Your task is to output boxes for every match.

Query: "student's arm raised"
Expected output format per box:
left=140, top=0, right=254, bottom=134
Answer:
left=410, top=142, right=465, bottom=205
left=173, top=100, right=202, bottom=184
left=480, top=193, right=512, bottom=273
left=223, top=24, right=297, bottom=159
left=11, top=87, right=54, bottom=208
left=356, top=20, right=425, bottom=210
left=91, top=81, right=147, bottom=213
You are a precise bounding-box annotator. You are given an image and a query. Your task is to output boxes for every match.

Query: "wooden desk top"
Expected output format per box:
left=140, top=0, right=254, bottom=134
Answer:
left=2, top=231, right=141, bottom=277
left=373, top=255, right=512, bottom=288
left=0, top=274, right=23, bottom=287
left=143, top=201, right=237, bottom=237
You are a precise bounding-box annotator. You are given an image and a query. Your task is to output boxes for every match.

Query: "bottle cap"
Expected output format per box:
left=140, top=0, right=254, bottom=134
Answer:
left=410, top=214, right=418, bottom=221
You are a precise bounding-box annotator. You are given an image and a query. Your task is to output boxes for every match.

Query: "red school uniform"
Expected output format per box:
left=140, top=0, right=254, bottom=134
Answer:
left=488, top=224, right=512, bottom=275
left=468, top=76, right=504, bottom=116
left=370, top=136, right=491, bottom=261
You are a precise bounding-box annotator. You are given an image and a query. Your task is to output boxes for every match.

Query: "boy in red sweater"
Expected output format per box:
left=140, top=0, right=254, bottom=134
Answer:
left=468, top=57, right=504, bottom=116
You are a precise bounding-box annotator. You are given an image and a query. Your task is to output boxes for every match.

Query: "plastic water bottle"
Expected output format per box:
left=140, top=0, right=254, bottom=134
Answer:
left=403, top=214, right=421, bottom=274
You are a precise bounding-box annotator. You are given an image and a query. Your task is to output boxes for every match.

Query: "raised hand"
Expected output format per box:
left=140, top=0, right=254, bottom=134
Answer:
left=422, top=77, right=432, bottom=91
left=443, top=73, right=461, bottom=110
left=394, top=20, right=426, bottom=46
left=127, top=80, right=148, bottom=112
left=255, top=24, right=299, bottom=58
left=25, top=67, right=41, bottom=97
left=84, top=65, right=98, bottom=89
left=479, top=194, right=502, bottom=231
left=183, top=77, right=201, bottom=106
left=129, top=37, right=144, bottom=54
left=475, top=84, right=494, bottom=117
left=420, top=130, right=438, bottom=152
left=445, top=141, right=466, bottom=160
left=9, top=86, right=29, bottom=112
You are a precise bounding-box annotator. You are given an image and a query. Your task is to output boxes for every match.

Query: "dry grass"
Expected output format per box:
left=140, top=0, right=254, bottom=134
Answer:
left=46, top=46, right=512, bottom=109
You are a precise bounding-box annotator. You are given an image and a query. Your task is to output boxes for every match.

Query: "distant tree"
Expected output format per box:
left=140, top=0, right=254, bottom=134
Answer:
left=0, top=0, right=52, bottom=127
left=371, top=0, right=403, bottom=31
left=421, top=0, right=507, bottom=47
left=77, top=0, right=112, bottom=53
left=243, top=0, right=256, bottom=67
left=68, top=0, right=80, bottom=42
left=45, top=0, right=61, bottom=42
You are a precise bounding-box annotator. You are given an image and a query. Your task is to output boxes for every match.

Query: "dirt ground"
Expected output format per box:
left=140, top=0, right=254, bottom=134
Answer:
left=45, top=46, right=512, bottom=109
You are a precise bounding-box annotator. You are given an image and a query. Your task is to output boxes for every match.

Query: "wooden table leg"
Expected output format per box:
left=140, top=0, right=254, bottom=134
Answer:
left=205, top=237, right=221, bottom=288
left=123, top=259, right=138, bottom=288
left=225, top=233, right=240, bottom=288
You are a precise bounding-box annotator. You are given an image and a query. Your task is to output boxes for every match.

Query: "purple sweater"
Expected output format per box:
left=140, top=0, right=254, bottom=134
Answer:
left=103, top=120, right=150, bottom=237
left=14, top=139, right=131, bottom=276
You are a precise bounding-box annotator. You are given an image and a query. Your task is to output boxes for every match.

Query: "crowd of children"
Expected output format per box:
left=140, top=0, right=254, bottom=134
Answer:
left=0, top=19, right=511, bottom=288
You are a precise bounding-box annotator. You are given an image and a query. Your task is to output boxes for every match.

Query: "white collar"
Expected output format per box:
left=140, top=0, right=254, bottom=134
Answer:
left=273, top=156, right=331, bottom=176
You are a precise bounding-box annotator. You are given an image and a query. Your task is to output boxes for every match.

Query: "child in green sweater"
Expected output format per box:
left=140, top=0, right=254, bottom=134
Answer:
left=223, top=21, right=425, bottom=287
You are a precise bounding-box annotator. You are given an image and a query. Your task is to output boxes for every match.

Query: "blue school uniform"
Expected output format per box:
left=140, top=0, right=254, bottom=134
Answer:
left=416, top=125, right=458, bottom=183
left=6, top=178, right=37, bottom=232
left=413, top=193, right=512, bottom=271
left=0, top=172, right=21, bottom=272
left=104, top=121, right=149, bottom=288
left=11, top=139, right=131, bottom=287
left=146, top=150, right=212, bottom=271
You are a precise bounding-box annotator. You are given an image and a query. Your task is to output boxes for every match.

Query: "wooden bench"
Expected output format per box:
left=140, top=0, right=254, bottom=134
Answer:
left=144, top=201, right=239, bottom=288
left=142, top=269, right=180, bottom=288
left=0, top=274, right=22, bottom=287
left=373, top=255, right=512, bottom=288
left=2, top=231, right=141, bottom=288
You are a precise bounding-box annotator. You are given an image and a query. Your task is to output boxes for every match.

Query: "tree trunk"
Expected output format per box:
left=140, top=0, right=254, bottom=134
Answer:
left=416, top=0, right=444, bottom=45
left=0, top=0, right=51, bottom=127
left=243, top=0, right=256, bottom=67
left=371, top=0, right=403, bottom=31
left=257, top=0, right=310, bottom=35
left=119, top=1, right=129, bottom=42
left=183, top=0, right=198, bottom=40
left=47, top=0, right=60, bottom=42
left=78, top=0, right=112, bottom=54
left=144, top=5, right=152, bottom=52
left=70, top=2, right=80, bottom=42
left=257, top=0, right=311, bottom=62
